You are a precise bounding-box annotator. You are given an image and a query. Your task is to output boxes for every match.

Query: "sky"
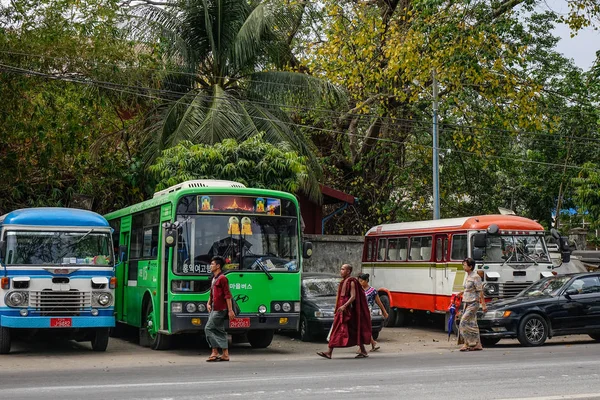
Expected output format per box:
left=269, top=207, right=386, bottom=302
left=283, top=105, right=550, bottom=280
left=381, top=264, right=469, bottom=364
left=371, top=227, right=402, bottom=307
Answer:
left=539, top=0, right=600, bottom=70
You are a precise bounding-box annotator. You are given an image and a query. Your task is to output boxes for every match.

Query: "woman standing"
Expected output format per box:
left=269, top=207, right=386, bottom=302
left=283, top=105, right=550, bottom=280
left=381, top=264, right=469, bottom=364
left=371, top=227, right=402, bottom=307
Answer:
left=458, top=258, right=487, bottom=351
left=358, top=273, right=389, bottom=352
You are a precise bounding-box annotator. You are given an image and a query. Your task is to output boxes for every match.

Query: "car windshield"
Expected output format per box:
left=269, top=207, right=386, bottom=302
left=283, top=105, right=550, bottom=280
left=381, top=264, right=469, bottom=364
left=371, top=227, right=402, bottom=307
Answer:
left=303, top=278, right=339, bottom=298
left=518, top=276, right=571, bottom=297
left=4, top=230, right=113, bottom=266
left=479, top=235, right=550, bottom=263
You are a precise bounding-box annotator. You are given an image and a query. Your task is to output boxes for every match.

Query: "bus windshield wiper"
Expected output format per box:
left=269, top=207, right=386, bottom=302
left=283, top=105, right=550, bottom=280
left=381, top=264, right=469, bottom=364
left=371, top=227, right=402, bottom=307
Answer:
left=253, top=257, right=274, bottom=280
left=57, top=229, right=94, bottom=261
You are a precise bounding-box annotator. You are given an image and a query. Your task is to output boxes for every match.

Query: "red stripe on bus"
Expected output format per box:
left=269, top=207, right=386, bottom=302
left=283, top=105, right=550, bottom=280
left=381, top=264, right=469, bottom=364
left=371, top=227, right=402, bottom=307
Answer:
left=389, top=291, right=452, bottom=313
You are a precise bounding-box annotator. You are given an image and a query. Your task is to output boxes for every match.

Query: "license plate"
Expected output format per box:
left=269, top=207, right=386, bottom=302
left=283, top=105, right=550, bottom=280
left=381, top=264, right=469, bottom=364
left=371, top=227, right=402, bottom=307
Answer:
left=50, top=318, right=72, bottom=328
left=229, top=318, right=250, bottom=329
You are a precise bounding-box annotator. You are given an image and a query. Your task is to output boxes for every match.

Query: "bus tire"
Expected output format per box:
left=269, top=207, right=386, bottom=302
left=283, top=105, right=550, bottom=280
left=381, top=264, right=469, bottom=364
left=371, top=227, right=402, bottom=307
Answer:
left=0, top=327, right=11, bottom=354
left=380, top=294, right=397, bottom=327
left=91, top=328, right=110, bottom=352
left=247, top=329, right=274, bottom=348
left=394, top=309, right=407, bottom=327
left=140, top=300, right=172, bottom=350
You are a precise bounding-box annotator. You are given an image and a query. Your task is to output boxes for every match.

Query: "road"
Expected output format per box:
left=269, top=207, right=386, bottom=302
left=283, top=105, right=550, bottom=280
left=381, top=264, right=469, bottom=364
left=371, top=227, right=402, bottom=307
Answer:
left=2, top=327, right=600, bottom=400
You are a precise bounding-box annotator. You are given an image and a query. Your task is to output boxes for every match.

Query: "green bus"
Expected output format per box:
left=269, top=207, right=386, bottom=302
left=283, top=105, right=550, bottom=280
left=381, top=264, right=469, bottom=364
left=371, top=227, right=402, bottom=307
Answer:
left=105, top=180, right=312, bottom=350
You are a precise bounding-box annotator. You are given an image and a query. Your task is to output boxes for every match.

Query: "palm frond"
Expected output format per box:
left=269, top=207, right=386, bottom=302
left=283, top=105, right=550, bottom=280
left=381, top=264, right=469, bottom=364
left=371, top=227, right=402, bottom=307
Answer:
left=231, top=2, right=270, bottom=70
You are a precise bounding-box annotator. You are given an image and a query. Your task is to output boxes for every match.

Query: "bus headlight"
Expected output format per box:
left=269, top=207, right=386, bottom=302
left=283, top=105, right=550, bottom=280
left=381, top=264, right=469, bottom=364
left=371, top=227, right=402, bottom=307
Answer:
left=197, top=303, right=207, bottom=312
left=5, top=291, right=28, bottom=307
left=483, top=283, right=499, bottom=296
left=92, top=292, right=113, bottom=307
left=171, top=302, right=183, bottom=313
left=282, top=302, right=292, bottom=312
left=258, top=304, right=267, bottom=314
left=186, top=303, right=197, bottom=313
left=273, top=303, right=281, bottom=312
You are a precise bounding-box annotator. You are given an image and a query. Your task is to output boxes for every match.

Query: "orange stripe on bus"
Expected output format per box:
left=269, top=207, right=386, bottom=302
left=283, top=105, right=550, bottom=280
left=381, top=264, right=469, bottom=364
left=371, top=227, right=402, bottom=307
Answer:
left=389, top=292, right=452, bottom=313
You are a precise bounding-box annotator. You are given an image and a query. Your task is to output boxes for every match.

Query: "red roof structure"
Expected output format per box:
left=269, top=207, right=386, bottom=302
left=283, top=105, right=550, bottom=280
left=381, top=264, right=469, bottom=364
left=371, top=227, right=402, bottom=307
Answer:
left=298, top=185, right=357, bottom=234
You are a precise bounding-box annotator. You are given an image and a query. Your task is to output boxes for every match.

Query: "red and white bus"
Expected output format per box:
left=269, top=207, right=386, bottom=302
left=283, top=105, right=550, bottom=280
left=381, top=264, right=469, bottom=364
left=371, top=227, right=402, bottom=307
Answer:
left=361, top=215, right=558, bottom=327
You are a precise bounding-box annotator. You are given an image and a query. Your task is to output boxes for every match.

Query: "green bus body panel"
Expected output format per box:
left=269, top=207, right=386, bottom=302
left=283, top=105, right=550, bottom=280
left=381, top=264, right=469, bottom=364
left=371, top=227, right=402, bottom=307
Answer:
left=105, top=185, right=302, bottom=333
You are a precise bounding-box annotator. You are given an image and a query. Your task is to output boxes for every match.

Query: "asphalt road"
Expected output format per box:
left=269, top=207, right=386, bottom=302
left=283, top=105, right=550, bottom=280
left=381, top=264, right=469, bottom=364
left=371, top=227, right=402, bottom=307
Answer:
left=2, top=329, right=600, bottom=400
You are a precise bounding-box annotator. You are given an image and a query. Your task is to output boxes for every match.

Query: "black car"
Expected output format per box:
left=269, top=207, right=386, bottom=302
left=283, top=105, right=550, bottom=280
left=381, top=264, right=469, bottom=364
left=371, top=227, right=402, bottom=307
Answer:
left=299, top=273, right=384, bottom=342
left=478, top=272, right=600, bottom=346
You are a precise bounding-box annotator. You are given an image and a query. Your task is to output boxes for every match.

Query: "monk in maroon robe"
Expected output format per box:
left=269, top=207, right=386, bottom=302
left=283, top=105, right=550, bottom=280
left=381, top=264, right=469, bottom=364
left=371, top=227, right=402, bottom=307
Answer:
left=317, top=264, right=372, bottom=359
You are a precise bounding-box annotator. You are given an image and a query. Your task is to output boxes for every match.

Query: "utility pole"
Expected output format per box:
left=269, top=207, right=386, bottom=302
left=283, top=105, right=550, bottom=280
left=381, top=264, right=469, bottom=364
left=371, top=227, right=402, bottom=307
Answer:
left=432, top=70, right=440, bottom=220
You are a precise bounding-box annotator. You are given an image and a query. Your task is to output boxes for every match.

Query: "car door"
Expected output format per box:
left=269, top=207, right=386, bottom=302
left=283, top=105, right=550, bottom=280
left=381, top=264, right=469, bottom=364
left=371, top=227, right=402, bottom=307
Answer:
left=560, top=276, right=600, bottom=331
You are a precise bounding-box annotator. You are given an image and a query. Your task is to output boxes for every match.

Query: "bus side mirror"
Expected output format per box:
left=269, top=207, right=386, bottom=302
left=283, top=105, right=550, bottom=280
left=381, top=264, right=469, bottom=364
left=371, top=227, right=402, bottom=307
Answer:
left=473, top=248, right=484, bottom=261
left=303, top=241, right=313, bottom=259
left=473, top=233, right=487, bottom=248
left=165, top=228, right=177, bottom=248
left=119, top=245, right=128, bottom=262
left=561, top=251, right=570, bottom=263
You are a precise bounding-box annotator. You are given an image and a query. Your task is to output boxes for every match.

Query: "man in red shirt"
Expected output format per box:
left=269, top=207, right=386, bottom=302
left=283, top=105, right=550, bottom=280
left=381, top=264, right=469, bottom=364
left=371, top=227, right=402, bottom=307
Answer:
left=205, top=256, right=235, bottom=361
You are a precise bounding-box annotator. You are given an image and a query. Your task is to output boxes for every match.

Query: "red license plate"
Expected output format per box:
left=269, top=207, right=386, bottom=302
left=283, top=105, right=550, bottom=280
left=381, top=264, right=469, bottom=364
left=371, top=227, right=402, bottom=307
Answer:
left=229, top=318, right=250, bottom=329
left=50, top=318, right=72, bottom=328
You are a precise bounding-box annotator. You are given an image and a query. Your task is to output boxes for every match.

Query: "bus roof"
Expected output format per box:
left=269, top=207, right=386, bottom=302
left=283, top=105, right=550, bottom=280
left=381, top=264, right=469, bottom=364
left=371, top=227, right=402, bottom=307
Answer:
left=104, top=181, right=299, bottom=221
left=0, top=208, right=109, bottom=228
left=365, top=215, right=544, bottom=236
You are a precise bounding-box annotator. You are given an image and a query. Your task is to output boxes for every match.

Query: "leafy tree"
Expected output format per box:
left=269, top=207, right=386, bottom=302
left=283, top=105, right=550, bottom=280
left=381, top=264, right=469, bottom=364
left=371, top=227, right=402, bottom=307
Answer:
left=572, top=162, right=600, bottom=229
left=149, top=133, right=308, bottom=193
left=128, top=0, right=342, bottom=201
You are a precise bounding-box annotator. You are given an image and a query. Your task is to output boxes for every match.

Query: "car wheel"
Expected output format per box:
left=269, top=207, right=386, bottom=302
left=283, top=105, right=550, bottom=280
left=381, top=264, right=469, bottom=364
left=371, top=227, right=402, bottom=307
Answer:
left=480, top=337, right=500, bottom=347
left=299, top=316, right=313, bottom=342
left=589, top=333, right=600, bottom=342
left=517, top=314, right=548, bottom=347
left=380, top=294, right=397, bottom=327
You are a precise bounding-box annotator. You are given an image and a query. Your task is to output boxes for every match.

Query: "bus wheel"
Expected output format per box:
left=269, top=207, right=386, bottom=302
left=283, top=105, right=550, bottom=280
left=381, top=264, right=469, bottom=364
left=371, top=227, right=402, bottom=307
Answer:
left=140, top=300, right=171, bottom=350
left=0, top=327, right=11, bottom=354
left=91, top=328, right=110, bottom=352
left=380, top=294, right=397, bottom=328
left=247, top=329, right=274, bottom=348
left=395, top=309, right=407, bottom=327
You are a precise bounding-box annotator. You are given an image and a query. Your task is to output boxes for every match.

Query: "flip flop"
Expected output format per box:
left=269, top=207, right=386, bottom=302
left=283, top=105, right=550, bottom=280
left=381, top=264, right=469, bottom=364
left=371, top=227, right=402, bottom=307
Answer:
left=370, top=346, right=380, bottom=352
left=355, top=353, right=368, bottom=358
left=470, top=347, right=483, bottom=351
left=206, top=355, right=220, bottom=362
left=316, top=351, right=332, bottom=359
left=459, top=347, right=470, bottom=352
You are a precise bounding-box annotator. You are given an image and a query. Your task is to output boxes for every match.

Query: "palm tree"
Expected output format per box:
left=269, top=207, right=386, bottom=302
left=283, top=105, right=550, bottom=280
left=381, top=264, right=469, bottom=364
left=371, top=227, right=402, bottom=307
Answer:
left=129, top=0, right=341, bottom=201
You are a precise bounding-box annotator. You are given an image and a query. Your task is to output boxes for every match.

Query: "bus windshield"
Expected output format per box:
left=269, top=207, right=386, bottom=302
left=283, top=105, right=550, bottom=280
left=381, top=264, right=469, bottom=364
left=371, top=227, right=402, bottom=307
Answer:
left=4, top=230, right=113, bottom=266
left=479, top=234, right=550, bottom=263
left=174, top=214, right=299, bottom=275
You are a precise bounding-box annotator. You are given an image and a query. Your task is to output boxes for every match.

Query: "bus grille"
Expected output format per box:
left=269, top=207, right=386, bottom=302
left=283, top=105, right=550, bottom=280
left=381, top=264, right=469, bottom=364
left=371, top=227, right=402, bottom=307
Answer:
left=29, top=290, right=91, bottom=316
left=500, top=282, right=532, bottom=298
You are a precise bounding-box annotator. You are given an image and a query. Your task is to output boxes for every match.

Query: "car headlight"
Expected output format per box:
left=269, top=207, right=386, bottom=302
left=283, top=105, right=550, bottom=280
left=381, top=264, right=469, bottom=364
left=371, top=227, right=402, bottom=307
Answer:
left=482, top=310, right=511, bottom=319
left=5, top=291, right=28, bottom=307
left=483, top=283, right=499, bottom=296
left=314, top=310, right=334, bottom=317
left=186, top=303, right=197, bottom=313
left=371, top=308, right=382, bottom=316
left=92, top=292, right=112, bottom=307
left=282, top=302, right=291, bottom=312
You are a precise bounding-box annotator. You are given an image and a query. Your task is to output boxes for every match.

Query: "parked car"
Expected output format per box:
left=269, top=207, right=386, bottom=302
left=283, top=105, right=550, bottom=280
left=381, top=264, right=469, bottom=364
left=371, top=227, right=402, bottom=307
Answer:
left=299, top=272, right=384, bottom=342
left=478, top=272, right=600, bottom=346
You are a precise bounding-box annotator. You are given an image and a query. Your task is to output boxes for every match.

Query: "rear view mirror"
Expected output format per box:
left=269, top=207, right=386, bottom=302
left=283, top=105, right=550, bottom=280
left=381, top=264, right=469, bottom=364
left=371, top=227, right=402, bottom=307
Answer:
left=473, top=233, right=487, bottom=249
left=303, top=241, right=313, bottom=259
left=119, top=245, right=128, bottom=262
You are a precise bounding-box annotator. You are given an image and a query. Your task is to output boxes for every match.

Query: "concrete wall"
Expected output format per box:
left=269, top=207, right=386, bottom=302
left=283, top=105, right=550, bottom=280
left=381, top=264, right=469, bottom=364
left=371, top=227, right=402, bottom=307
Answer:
left=302, top=234, right=364, bottom=274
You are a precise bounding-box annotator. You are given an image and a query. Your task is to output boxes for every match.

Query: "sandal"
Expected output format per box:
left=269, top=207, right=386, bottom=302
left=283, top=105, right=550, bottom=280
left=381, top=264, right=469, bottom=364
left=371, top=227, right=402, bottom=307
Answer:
left=471, top=346, right=483, bottom=351
left=355, top=353, right=368, bottom=358
left=316, top=351, right=332, bottom=359
left=459, top=346, right=470, bottom=352
left=370, top=346, right=380, bottom=352
left=219, top=356, right=230, bottom=361
left=206, top=355, right=220, bottom=362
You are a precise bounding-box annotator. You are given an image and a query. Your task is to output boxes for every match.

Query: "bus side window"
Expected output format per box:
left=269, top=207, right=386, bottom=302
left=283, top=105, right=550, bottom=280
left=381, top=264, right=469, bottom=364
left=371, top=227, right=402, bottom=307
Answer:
left=398, top=238, right=408, bottom=261
left=421, top=236, right=432, bottom=261
left=377, top=239, right=387, bottom=261
left=410, top=237, right=421, bottom=260
left=387, top=239, right=398, bottom=260
left=451, top=234, right=468, bottom=260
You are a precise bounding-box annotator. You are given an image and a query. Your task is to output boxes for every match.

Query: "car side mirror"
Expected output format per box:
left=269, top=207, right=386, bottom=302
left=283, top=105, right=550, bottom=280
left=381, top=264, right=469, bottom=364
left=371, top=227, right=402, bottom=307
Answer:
left=564, top=288, right=578, bottom=297
left=303, top=241, right=313, bottom=259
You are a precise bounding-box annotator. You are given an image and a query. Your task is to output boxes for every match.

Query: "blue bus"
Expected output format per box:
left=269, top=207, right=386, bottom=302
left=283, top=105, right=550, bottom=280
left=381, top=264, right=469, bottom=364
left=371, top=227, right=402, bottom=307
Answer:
left=0, top=208, right=116, bottom=354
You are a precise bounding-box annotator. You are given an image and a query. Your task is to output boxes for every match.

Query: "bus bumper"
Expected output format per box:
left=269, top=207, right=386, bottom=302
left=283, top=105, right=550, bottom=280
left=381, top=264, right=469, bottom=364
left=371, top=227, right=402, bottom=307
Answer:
left=0, top=316, right=115, bottom=329
left=170, top=313, right=299, bottom=334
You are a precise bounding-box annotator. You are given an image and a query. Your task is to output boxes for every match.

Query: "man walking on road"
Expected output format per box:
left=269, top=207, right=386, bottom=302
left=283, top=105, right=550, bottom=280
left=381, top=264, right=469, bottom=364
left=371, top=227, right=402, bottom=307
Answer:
left=317, top=263, right=372, bottom=359
left=205, top=256, right=235, bottom=362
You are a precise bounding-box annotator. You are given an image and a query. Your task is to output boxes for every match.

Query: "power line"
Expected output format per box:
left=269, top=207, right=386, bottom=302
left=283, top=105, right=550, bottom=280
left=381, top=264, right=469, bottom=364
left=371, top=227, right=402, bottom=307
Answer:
left=1, top=61, right=599, bottom=173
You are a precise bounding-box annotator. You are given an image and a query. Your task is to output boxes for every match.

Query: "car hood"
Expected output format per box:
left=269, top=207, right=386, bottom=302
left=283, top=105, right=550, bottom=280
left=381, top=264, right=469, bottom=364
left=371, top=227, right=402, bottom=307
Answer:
left=487, top=295, right=555, bottom=310
left=305, top=296, right=336, bottom=310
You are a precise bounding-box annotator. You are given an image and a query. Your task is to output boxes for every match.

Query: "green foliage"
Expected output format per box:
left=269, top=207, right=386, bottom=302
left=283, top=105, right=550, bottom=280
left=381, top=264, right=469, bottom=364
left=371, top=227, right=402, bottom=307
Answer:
left=572, top=163, right=600, bottom=229
left=149, top=133, right=309, bottom=194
